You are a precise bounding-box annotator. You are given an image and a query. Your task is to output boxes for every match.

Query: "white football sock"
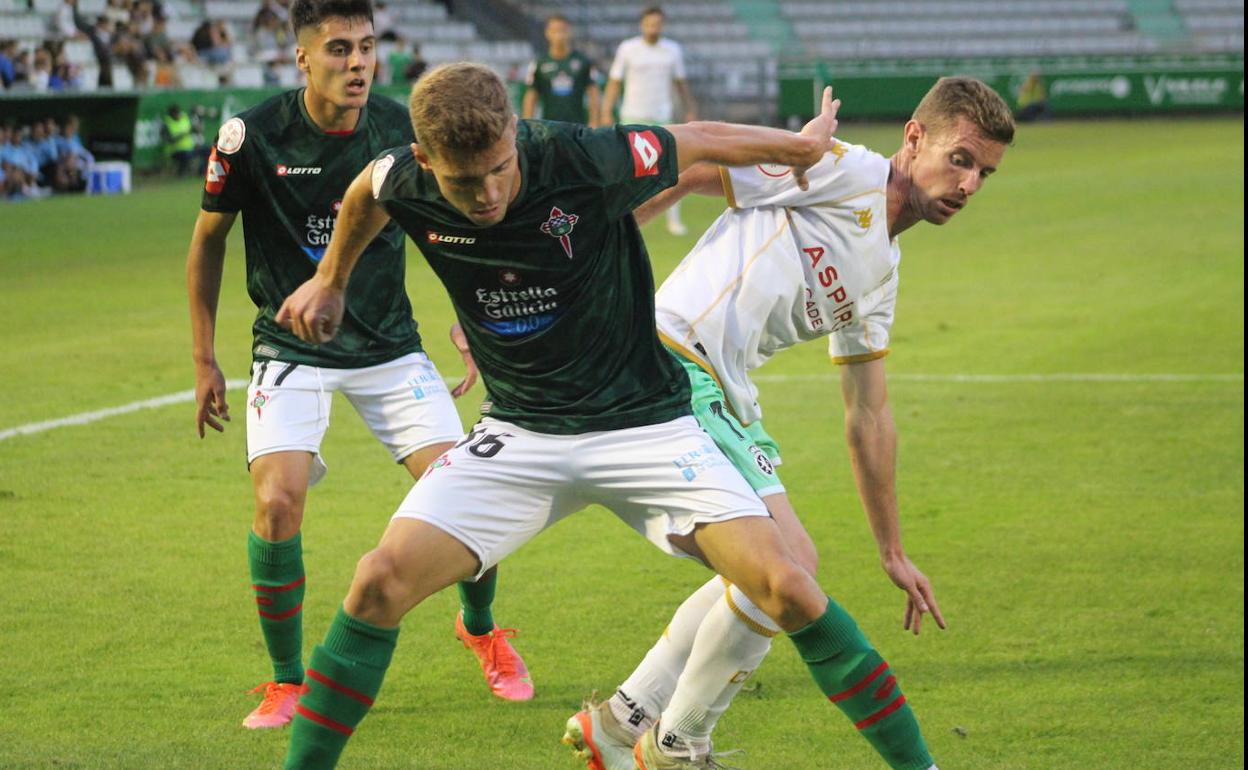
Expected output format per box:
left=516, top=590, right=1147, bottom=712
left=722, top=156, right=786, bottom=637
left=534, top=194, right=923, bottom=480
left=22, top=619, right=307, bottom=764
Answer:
left=610, top=576, right=724, bottom=736
left=657, top=585, right=778, bottom=756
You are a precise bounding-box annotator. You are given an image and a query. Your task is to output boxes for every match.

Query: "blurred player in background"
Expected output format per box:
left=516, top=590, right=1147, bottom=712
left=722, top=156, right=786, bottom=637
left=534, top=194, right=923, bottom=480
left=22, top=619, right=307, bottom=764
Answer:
left=184, top=0, right=531, bottom=732
left=602, top=5, right=696, bottom=235
left=522, top=14, right=600, bottom=126
left=564, top=77, right=1014, bottom=770
left=272, top=63, right=874, bottom=770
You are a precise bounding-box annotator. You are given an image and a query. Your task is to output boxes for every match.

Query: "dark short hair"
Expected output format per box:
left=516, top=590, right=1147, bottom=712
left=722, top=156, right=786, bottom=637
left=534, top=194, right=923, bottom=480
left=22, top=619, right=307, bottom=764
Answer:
left=641, top=5, right=664, bottom=19
left=289, top=0, right=373, bottom=37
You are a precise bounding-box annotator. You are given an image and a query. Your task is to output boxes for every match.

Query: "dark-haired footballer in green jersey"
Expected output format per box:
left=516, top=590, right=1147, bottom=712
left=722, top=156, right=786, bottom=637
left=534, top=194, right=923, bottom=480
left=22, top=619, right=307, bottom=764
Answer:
left=522, top=15, right=600, bottom=126
left=186, top=11, right=531, bottom=732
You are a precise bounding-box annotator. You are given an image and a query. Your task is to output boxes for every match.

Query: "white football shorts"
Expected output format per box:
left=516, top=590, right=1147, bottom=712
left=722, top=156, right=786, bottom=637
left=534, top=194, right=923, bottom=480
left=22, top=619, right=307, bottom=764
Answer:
left=245, top=352, right=464, bottom=486
left=393, top=415, right=771, bottom=578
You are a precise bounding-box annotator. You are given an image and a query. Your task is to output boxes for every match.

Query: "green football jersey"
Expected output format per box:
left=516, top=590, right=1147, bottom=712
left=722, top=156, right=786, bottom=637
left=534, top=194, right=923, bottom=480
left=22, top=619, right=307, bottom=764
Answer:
left=524, top=51, right=597, bottom=124
left=202, top=89, right=423, bottom=368
left=372, top=120, right=690, bottom=434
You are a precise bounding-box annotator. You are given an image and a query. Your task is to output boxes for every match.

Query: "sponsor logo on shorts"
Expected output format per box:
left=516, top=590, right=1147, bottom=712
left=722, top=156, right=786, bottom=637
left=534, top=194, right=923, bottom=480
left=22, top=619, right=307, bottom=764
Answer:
left=407, top=371, right=446, bottom=400
left=252, top=391, right=269, bottom=419
left=422, top=453, right=452, bottom=479
left=672, top=442, right=729, bottom=482
left=254, top=344, right=280, bottom=358
left=749, top=445, right=775, bottom=476
left=539, top=206, right=579, bottom=259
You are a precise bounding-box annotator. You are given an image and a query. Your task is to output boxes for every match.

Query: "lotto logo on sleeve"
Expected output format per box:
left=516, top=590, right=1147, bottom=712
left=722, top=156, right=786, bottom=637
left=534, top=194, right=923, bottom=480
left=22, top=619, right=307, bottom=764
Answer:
left=204, top=147, right=230, bottom=194
left=628, top=130, right=662, bottom=177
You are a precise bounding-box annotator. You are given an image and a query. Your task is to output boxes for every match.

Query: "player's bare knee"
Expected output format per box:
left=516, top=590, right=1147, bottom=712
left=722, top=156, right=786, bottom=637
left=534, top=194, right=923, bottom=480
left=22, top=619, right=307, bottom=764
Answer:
left=253, top=486, right=304, bottom=539
left=349, top=548, right=409, bottom=624
left=762, top=560, right=827, bottom=630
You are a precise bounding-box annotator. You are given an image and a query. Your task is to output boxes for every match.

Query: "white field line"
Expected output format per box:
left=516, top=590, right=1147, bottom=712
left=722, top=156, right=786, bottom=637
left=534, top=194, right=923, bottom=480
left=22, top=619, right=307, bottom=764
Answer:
left=0, top=379, right=249, bottom=442
left=0, top=373, right=1242, bottom=443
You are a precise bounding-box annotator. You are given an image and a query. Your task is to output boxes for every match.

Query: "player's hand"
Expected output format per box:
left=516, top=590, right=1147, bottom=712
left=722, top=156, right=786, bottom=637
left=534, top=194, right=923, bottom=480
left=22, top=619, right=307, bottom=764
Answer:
left=792, top=86, right=841, bottom=191
left=881, top=551, right=946, bottom=635
left=194, top=361, right=230, bottom=438
left=448, top=323, right=478, bottom=398
left=275, top=275, right=345, bottom=344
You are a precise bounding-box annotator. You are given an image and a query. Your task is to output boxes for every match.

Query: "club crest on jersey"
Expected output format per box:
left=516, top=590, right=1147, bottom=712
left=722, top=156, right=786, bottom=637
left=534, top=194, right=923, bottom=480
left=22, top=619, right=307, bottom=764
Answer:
left=539, top=206, right=579, bottom=259
left=853, top=207, right=873, bottom=230
left=499, top=269, right=522, bottom=286
left=252, top=391, right=268, bottom=419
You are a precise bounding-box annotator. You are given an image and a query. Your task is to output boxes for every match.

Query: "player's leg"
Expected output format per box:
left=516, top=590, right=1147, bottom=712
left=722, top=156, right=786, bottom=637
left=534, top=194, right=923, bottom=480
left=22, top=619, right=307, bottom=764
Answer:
left=285, top=418, right=577, bottom=768
left=343, top=351, right=532, bottom=700
left=243, top=361, right=333, bottom=728
left=284, top=517, right=479, bottom=769
left=669, top=516, right=935, bottom=770
left=567, top=361, right=801, bottom=767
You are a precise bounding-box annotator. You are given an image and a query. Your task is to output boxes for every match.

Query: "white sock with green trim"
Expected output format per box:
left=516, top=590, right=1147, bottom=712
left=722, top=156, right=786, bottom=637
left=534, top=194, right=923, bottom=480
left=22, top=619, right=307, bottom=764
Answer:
left=610, top=576, right=724, bottom=736
left=657, top=588, right=777, bottom=756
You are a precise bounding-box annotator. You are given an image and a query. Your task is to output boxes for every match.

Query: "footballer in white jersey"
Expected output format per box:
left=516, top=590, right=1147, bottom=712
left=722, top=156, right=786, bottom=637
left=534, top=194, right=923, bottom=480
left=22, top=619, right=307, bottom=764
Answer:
left=656, top=140, right=900, bottom=426
left=566, top=78, right=1014, bottom=770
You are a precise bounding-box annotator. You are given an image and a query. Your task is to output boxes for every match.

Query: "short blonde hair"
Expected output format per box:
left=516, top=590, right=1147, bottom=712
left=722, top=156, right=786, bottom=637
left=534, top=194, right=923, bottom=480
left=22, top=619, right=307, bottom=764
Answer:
left=409, top=63, right=513, bottom=159
left=913, top=77, right=1015, bottom=145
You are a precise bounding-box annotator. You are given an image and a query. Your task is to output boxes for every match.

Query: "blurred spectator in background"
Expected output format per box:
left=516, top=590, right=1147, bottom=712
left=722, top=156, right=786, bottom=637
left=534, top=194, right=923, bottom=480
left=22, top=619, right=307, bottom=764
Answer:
left=250, top=6, right=291, bottom=64
left=25, top=119, right=60, bottom=182
left=373, top=1, right=396, bottom=40
left=31, top=47, right=53, bottom=91
left=104, top=0, right=130, bottom=27
left=1016, top=71, right=1051, bottom=122
left=54, top=0, right=84, bottom=40
left=162, top=104, right=206, bottom=175
left=57, top=115, right=94, bottom=167
left=402, top=41, right=427, bottom=83
left=1, top=124, right=48, bottom=198
left=11, top=49, right=31, bottom=87
left=1, top=41, right=18, bottom=89
left=523, top=14, right=600, bottom=126
left=191, top=19, right=232, bottom=67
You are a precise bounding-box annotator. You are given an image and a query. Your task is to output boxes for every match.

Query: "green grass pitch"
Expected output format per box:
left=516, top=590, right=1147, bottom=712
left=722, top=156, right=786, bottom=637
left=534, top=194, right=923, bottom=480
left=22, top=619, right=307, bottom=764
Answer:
left=0, top=117, right=1242, bottom=769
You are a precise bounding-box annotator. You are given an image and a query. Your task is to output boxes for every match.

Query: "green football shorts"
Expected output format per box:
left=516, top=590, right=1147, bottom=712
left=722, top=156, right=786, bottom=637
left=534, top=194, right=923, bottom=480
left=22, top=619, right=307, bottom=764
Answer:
left=669, top=347, right=785, bottom=497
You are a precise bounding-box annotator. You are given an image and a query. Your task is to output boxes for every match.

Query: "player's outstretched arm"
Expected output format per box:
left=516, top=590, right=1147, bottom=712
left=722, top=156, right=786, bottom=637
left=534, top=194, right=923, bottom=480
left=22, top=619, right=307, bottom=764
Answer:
left=666, top=86, right=840, bottom=185
left=276, top=161, right=392, bottom=344
left=841, top=357, right=946, bottom=635
left=633, top=162, right=723, bottom=226
left=186, top=209, right=237, bottom=438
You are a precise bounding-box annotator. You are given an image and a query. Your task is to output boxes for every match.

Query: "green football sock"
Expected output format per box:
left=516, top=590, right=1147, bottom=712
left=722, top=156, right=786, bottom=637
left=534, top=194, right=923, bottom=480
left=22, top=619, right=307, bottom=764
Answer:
left=248, top=531, right=305, bottom=685
left=457, top=567, right=498, bottom=636
left=284, top=606, right=399, bottom=770
left=789, top=598, right=934, bottom=770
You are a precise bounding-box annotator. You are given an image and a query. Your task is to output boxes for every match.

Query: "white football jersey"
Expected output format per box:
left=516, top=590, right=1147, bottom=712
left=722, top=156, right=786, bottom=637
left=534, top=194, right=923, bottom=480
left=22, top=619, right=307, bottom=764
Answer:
left=655, top=140, right=900, bottom=425
left=609, top=36, right=687, bottom=123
